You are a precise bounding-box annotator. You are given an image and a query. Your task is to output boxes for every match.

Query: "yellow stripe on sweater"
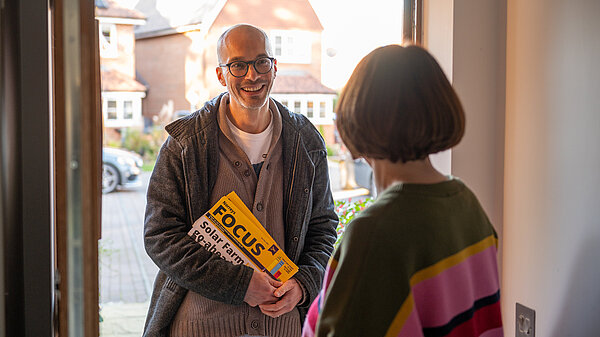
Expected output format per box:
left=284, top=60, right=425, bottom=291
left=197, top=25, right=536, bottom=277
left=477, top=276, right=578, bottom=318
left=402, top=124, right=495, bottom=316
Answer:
left=410, top=234, right=497, bottom=287
left=384, top=293, right=415, bottom=337
left=383, top=235, right=497, bottom=336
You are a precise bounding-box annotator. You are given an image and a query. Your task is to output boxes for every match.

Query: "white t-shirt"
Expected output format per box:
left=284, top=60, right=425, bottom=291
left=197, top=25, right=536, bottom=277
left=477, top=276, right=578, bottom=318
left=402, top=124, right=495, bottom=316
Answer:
left=226, top=114, right=273, bottom=165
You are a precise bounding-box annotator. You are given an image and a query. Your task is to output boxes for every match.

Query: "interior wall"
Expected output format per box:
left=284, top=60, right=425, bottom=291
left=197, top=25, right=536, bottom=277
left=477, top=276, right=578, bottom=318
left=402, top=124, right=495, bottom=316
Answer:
left=427, top=0, right=600, bottom=335
left=451, top=0, right=506, bottom=241
left=504, top=0, right=600, bottom=335
left=423, top=0, right=454, bottom=176
left=423, top=1, right=506, bottom=227
left=424, top=0, right=507, bottom=328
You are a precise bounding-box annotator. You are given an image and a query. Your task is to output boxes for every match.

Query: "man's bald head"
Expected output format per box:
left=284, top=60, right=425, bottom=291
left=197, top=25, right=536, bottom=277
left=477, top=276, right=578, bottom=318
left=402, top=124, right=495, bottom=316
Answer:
left=217, top=24, right=273, bottom=64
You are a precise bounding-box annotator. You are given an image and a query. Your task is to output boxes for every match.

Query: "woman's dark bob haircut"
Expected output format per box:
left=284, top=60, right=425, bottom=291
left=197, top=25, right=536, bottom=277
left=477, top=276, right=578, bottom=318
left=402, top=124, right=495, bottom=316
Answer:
left=336, top=45, right=465, bottom=163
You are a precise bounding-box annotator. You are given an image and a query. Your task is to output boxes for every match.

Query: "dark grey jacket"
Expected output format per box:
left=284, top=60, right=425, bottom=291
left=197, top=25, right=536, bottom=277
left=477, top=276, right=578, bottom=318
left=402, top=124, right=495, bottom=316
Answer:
left=142, top=93, right=338, bottom=337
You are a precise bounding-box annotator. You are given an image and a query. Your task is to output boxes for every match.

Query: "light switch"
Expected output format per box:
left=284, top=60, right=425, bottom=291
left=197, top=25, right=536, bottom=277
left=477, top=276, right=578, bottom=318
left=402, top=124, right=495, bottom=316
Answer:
left=516, top=302, right=536, bottom=337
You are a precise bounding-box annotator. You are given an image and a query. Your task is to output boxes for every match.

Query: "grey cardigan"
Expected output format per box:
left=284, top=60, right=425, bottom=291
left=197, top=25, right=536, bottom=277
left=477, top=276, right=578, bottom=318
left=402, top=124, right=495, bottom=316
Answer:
left=142, top=93, right=338, bottom=337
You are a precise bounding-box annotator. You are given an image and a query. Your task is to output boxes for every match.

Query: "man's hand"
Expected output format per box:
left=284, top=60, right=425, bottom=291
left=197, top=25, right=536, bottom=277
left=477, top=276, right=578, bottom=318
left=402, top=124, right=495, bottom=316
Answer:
left=258, top=278, right=303, bottom=318
left=244, top=271, right=282, bottom=307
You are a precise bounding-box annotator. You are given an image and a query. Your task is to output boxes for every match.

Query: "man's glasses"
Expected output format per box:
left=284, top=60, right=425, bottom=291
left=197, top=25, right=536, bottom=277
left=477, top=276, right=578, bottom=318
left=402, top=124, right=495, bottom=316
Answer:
left=219, top=57, right=275, bottom=78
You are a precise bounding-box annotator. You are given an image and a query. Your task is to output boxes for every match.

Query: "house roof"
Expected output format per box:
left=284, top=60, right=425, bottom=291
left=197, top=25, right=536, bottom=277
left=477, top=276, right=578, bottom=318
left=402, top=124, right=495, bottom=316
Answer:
left=133, top=0, right=225, bottom=39
left=101, top=68, right=147, bottom=92
left=96, top=0, right=145, bottom=20
left=215, top=0, right=324, bottom=32
left=133, top=0, right=324, bottom=40
left=272, top=72, right=336, bottom=95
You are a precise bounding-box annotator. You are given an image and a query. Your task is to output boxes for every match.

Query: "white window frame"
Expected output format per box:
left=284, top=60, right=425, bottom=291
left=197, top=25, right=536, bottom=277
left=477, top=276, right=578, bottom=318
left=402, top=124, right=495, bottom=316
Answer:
left=307, top=101, right=314, bottom=118
left=123, top=100, right=134, bottom=120
left=99, top=23, right=118, bottom=58
left=101, top=91, right=146, bottom=128
left=270, top=30, right=312, bottom=64
left=106, top=100, right=118, bottom=120
left=272, top=94, right=336, bottom=125
left=319, top=101, right=326, bottom=118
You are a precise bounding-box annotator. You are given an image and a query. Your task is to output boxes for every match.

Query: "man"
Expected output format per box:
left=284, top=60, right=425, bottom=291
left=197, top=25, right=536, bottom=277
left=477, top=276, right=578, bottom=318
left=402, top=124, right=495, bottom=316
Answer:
left=142, top=24, right=338, bottom=337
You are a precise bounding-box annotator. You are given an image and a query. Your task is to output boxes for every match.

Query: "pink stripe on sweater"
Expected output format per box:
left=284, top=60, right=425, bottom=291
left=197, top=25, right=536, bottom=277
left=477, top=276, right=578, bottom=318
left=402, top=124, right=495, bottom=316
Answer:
left=412, top=245, right=500, bottom=327
left=317, top=259, right=337, bottom=312
left=302, top=298, right=319, bottom=337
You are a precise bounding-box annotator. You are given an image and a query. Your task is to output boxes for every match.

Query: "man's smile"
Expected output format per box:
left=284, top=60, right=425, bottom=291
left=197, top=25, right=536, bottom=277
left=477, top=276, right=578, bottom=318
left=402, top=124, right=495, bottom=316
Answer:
left=241, top=84, right=266, bottom=93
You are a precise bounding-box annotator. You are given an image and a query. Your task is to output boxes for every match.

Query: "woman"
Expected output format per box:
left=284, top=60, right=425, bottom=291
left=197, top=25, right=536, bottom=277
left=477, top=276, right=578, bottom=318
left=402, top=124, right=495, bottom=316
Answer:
left=302, top=45, right=503, bottom=336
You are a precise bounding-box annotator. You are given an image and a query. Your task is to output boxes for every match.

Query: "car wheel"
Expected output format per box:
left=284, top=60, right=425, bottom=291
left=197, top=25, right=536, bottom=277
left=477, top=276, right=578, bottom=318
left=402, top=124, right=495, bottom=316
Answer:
left=102, top=163, right=120, bottom=194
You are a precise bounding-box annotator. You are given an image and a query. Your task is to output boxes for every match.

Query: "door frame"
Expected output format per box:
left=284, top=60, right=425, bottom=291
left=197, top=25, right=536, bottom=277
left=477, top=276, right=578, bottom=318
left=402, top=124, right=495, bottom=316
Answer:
left=52, top=0, right=102, bottom=335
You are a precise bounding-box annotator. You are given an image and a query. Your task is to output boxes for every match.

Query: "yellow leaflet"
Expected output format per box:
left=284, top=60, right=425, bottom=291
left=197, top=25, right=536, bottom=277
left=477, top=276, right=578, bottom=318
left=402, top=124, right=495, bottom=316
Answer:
left=188, top=191, right=298, bottom=282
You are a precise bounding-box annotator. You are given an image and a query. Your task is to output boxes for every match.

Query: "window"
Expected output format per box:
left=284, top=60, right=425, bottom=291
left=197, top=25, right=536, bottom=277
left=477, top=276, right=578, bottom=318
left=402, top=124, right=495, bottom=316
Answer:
left=307, top=101, right=314, bottom=118
left=102, top=94, right=145, bottom=128
left=107, top=100, right=117, bottom=120
left=270, top=94, right=336, bottom=124
left=123, top=101, right=133, bottom=120
left=99, top=23, right=117, bottom=58
left=275, top=36, right=282, bottom=56
left=271, top=30, right=311, bottom=64
left=294, top=101, right=301, bottom=114
left=102, top=25, right=111, bottom=43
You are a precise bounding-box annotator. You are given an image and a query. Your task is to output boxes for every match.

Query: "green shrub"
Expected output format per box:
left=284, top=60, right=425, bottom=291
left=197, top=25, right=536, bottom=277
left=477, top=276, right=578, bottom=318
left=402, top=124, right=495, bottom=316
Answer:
left=334, top=197, right=374, bottom=248
left=326, top=143, right=339, bottom=157
left=121, top=127, right=165, bottom=164
left=105, top=139, right=121, bottom=148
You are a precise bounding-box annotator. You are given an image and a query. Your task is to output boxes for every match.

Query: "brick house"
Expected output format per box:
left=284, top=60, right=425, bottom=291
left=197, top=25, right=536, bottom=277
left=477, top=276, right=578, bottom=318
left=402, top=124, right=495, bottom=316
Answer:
left=132, top=0, right=337, bottom=143
left=95, top=0, right=147, bottom=142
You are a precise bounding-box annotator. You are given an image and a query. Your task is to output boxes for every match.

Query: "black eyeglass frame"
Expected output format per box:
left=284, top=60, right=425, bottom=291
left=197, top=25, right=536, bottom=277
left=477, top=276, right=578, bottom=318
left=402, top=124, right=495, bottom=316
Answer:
left=219, top=57, right=275, bottom=78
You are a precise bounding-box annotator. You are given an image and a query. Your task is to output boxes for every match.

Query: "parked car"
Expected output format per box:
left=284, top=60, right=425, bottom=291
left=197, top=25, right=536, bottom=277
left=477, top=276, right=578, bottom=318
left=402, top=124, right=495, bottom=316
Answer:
left=102, top=147, right=143, bottom=194
left=354, top=158, right=376, bottom=196
left=172, top=109, right=191, bottom=121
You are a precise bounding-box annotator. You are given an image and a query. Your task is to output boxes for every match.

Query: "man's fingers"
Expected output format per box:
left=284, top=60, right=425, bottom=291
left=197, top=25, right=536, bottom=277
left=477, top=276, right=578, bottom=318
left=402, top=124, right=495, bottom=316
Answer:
left=259, top=300, right=289, bottom=318
left=244, top=271, right=281, bottom=307
left=260, top=306, right=284, bottom=318
left=274, top=283, right=290, bottom=297
left=259, top=300, right=285, bottom=312
left=247, top=293, right=279, bottom=307
left=274, top=278, right=296, bottom=297
left=268, top=276, right=282, bottom=288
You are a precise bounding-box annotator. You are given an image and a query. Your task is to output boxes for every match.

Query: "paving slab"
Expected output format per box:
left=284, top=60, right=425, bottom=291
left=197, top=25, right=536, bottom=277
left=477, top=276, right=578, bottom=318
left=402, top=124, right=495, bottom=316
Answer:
left=100, top=302, right=149, bottom=337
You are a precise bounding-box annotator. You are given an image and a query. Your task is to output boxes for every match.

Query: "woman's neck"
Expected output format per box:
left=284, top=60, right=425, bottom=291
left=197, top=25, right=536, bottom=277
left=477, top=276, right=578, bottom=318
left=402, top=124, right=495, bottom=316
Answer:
left=368, top=157, right=448, bottom=192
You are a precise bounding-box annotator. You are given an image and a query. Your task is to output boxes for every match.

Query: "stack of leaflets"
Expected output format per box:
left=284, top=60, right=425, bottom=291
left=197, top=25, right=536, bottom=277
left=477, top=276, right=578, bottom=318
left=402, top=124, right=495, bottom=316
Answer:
left=188, top=191, right=298, bottom=282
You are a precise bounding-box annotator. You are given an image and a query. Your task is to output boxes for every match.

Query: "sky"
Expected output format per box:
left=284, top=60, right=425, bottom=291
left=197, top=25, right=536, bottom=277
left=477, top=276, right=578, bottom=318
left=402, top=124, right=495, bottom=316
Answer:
left=116, top=0, right=404, bottom=91
left=308, top=0, right=404, bottom=90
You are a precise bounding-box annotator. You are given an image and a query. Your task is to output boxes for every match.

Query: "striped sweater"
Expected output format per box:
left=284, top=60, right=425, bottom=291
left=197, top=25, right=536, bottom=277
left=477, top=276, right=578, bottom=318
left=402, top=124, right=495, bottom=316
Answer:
left=302, top=179, right=503, bottom=337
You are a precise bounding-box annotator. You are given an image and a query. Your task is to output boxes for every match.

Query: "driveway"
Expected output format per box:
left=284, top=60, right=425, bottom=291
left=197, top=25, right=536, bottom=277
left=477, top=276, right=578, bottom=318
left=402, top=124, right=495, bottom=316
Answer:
left=100, top=171, right=156, bottom=304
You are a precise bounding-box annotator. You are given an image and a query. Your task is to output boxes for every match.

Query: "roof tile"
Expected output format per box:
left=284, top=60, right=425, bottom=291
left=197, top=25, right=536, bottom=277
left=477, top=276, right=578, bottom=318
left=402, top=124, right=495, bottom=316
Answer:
left=101, top=68, right=147, bottom=92
left=272, top=73, right=336, bottom=94
left=96, top=0, right=145, bottom=20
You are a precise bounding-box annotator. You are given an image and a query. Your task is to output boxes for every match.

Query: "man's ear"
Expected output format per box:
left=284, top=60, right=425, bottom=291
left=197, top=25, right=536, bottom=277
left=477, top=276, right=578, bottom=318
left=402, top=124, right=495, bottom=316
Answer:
left=273, top=59, right=278, bottom=73
left=216, top=67, right=226, bottom=86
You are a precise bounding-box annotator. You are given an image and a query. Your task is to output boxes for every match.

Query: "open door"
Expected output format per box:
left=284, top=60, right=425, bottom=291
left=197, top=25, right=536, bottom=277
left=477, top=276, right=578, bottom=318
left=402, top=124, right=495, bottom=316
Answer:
left=52, top=0, right=102, bottom=335
left=404, top=0, right=423, bottom=44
